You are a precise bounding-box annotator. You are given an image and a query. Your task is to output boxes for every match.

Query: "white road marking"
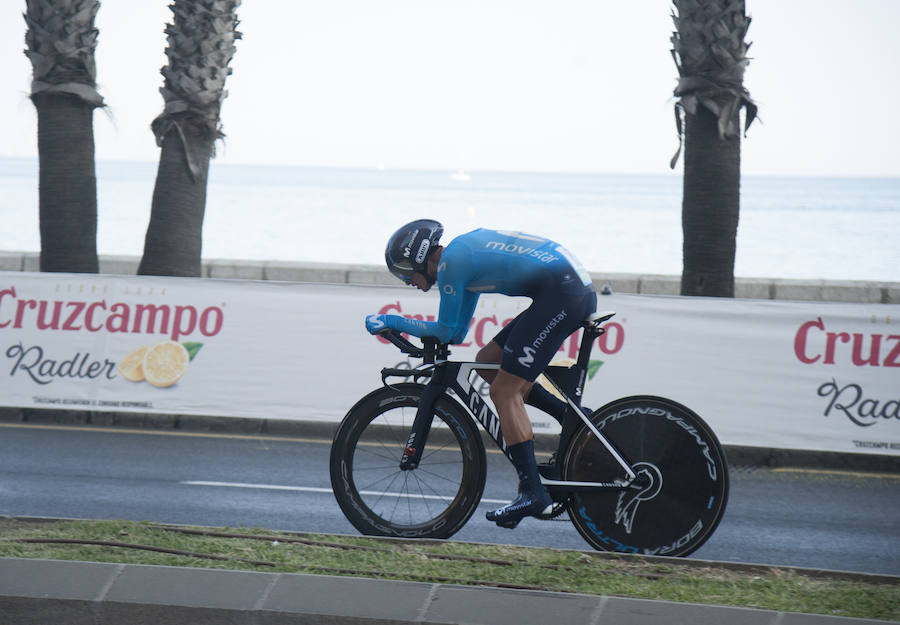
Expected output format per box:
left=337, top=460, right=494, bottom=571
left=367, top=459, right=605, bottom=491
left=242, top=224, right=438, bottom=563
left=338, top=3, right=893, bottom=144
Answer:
left=181, top=480, right=508, bottom=504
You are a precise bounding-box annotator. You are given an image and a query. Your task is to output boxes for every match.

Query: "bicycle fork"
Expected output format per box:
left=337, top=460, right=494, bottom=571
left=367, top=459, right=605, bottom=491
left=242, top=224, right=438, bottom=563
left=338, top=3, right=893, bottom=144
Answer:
left=398, top=363, right=450, bottom=471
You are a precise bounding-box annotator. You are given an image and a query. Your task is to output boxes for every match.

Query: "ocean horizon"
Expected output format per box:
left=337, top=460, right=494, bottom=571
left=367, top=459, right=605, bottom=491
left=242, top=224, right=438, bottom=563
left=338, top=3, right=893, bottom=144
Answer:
left=2, top=156, right=898, bottom=283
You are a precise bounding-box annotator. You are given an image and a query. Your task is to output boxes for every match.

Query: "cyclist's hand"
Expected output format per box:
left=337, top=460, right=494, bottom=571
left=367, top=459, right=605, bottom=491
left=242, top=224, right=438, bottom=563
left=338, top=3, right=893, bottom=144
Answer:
left=365, top=314, right=389, bottom=335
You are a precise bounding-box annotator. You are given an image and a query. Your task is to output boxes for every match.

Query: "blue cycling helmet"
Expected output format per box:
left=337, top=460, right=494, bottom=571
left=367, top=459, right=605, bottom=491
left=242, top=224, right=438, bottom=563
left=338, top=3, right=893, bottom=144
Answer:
left=385, top=219, right=444, bottom=283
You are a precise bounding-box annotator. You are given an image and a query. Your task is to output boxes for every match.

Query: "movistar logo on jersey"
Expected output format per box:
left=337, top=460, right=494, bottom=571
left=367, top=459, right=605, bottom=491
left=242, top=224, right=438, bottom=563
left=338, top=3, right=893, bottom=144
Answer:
left=517, top=310, right=568, bottom=368
left=518, top=346, right=536, bottom=367
left=485, top=241, right=558, bottom=263
left=533, top=311, right=567, bottom=349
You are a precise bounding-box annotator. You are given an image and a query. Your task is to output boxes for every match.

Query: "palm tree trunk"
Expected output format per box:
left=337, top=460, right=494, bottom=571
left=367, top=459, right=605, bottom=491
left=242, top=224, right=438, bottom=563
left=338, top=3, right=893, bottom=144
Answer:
left=681, top=106, right=741, bottom=297
left=137, top=0, right=240, bottom=278
left=138, top=129, right=213, bottom=277
left=33, top=93, right=99, bottom=273
left=670, top=0, right=756, bottom=297
left=25, top=0, right=103, bottom=274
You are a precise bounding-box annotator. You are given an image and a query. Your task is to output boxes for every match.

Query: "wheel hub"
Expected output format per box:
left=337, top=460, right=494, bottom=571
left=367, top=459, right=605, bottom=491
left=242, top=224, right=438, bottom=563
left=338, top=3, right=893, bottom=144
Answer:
left=615, top=462, right=663, bottom=534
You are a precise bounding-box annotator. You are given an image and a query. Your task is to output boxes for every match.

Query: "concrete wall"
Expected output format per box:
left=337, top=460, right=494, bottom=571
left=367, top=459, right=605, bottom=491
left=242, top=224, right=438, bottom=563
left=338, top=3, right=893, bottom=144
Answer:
left=1, top=250, right=897, bottom=304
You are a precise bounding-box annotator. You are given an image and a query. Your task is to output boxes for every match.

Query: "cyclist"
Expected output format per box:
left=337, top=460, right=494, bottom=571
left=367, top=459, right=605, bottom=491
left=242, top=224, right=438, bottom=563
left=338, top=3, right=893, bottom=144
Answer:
left=365, top=219, right=597, bottom=528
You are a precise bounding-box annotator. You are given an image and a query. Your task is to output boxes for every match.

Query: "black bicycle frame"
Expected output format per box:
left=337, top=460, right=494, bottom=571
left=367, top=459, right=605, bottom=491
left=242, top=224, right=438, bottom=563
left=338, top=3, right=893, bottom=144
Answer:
left=378, top=315, right=638, bottom=493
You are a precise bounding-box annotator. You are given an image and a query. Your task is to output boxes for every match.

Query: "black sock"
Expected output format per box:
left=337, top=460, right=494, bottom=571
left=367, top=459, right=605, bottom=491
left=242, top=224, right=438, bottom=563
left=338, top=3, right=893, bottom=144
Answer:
left=506, top=439, right=544, bottom=495
left=525, top=384, right=568, bottom=424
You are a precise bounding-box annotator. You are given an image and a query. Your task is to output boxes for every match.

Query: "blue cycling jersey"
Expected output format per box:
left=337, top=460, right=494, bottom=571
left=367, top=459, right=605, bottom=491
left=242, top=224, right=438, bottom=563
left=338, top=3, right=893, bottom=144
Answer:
left=380, top=229, right=593, bottom=344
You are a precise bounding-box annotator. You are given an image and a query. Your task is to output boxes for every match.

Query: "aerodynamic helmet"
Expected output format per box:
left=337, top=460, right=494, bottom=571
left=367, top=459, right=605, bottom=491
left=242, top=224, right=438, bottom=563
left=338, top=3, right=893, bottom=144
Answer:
left=385, top=219, right=444, bottom=283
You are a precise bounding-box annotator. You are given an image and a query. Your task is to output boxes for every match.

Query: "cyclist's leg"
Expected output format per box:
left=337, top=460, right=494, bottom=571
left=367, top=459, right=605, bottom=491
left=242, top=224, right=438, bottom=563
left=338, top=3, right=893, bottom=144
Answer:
left=489, top=369, right=534, bottom=445
left=477, top=313, right=569, bottom=423
left=526, top=381, right=568, bottom=425
left=500, top=289, right=596, bottom=423
left=485, top=369, right=552, bottom=527
left=486, top=291, right=592, bottom=527
left=475, top=311, right=522, bottom=384
left=475, top=339, right=504, bottom=384
left=476, top=321, right=555, bottom=526
left=477, top=340, right=568, bottom=420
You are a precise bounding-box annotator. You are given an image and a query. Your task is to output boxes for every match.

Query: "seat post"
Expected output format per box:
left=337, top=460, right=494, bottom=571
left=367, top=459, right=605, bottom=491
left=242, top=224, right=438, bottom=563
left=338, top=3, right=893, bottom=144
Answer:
left=575, top=311, right=616, bottom=370
left=575, top=323, right=601, bottom=371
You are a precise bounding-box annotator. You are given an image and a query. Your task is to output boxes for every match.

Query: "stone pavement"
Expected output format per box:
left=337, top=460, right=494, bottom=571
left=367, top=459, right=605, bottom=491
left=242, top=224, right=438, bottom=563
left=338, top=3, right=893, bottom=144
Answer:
left=1, top=557, right=893, bottom=625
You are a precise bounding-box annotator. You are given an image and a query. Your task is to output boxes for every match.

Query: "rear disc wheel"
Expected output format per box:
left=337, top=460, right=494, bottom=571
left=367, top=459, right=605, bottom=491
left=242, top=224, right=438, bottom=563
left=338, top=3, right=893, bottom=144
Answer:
left=564, top=395, right=729, bottom=556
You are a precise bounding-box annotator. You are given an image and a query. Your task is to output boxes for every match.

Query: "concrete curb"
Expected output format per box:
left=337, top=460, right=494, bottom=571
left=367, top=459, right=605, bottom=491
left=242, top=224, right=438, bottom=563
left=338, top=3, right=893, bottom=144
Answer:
left=1, top=406, right=898, bottom=474
left=1, top=557, right=892, bottom=625
left=2, top=250, right=898, bottom=303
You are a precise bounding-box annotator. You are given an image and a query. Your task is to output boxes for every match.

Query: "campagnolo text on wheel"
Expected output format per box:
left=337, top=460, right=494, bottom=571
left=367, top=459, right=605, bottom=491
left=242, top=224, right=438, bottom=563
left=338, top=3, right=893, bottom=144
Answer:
left=329, top=221, right=729, bottom=555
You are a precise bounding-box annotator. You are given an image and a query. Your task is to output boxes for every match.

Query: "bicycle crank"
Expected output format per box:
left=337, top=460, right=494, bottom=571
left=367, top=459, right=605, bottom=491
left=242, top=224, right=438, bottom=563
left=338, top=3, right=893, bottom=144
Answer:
left=535, top=500, right=569, bottom=520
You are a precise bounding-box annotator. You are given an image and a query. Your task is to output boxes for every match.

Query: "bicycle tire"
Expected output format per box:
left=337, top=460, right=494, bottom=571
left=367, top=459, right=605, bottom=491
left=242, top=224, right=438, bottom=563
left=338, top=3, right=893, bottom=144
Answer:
left=563, top=395, right=729, bottom=557
left=329, top=383, right=486, bottom=539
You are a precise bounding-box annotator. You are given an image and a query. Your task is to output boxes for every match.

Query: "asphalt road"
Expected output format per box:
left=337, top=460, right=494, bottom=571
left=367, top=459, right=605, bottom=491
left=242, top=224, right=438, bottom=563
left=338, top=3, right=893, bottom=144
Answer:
left=1, top=423, right=898, bottom=576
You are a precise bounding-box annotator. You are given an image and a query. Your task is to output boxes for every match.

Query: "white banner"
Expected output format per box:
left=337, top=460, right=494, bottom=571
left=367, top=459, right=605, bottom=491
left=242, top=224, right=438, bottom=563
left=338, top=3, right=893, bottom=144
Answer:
left=1, top=271, right=897, bottom=456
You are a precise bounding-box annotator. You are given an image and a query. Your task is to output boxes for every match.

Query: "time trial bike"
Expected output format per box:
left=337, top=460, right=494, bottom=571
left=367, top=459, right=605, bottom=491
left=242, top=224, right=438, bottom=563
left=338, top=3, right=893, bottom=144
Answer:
left=329, top=311, right=729, bottom=556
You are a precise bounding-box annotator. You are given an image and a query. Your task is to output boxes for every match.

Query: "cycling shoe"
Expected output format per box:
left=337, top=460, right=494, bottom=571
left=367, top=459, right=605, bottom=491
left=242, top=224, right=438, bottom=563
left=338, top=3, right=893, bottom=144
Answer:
left=486, top=490, right=553, bottom=529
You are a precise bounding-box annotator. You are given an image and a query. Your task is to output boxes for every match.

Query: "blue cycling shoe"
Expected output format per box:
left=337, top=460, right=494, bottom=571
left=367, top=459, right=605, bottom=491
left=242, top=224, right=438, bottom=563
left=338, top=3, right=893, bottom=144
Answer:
left=486, top=489, right=554, bottom=529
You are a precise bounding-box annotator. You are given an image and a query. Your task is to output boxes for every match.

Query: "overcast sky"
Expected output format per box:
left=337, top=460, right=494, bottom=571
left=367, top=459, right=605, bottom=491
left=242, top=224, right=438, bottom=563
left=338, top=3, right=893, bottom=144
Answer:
left=1, top=0, right=898, bottom=177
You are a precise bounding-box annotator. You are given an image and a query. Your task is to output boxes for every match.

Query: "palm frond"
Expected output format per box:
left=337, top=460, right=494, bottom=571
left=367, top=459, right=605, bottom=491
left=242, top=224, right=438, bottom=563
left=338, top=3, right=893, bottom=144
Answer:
left=24, top=0, right=104, bottom=107
left=670, top=0, right=757, bottom=167
left=151, top=0, right=241, bottom=179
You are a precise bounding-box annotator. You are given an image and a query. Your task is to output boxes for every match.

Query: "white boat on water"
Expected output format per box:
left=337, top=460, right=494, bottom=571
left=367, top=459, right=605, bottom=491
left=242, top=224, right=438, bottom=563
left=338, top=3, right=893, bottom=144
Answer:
left=450, top=169, right=470, bottom=181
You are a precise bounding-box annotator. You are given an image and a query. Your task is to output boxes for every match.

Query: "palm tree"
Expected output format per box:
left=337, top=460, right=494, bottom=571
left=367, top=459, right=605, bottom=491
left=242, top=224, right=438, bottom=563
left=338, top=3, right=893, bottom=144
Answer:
left=670, top=0, right=757, bottom=297
left=138, top=0, right=241, bottom=277
left=24, top=0, right=103, bottom=273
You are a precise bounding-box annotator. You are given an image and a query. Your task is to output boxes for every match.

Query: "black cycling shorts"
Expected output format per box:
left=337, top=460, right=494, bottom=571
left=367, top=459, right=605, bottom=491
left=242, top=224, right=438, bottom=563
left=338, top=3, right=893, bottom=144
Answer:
left=492, top=288, right=597, bottom=382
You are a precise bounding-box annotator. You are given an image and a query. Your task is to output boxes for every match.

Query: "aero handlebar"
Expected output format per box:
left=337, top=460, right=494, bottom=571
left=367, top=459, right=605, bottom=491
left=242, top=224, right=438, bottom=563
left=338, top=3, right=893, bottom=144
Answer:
left=375, top=329, right=449, bottom=364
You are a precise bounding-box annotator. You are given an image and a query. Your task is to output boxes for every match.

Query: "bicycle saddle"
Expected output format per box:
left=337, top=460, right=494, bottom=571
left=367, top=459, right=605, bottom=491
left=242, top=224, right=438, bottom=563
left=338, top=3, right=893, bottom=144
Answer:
left=586, top=310, right=616, bottom=327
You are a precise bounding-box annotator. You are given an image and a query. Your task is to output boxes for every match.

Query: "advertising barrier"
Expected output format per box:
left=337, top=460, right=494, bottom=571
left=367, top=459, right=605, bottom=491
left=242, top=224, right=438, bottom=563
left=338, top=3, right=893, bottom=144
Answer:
left=1, top=270, right=897, bottom=456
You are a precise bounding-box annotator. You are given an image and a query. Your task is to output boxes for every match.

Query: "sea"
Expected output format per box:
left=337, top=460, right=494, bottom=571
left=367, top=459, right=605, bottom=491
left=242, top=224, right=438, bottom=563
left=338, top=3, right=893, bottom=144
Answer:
left=1, top=157, right=898, bottom=283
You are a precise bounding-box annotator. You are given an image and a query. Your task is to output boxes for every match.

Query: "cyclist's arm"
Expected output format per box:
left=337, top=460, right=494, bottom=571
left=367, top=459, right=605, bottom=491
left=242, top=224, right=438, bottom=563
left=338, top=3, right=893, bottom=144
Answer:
left=365, top=240, right=478, bottom=344
left=433, top=241, right=479, bottom=344
left=435, top=287, right=478, bottom=344
left=366, top=289, right=478, bottom=344
left=368, top=314, right=458, bottom=343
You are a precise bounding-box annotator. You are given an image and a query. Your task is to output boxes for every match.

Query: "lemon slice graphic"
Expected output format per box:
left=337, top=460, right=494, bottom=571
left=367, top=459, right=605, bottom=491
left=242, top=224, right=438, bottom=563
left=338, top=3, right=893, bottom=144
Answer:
left=118, top=345, right=149, bottom=382
left=142, top=341, right=190, bottom=388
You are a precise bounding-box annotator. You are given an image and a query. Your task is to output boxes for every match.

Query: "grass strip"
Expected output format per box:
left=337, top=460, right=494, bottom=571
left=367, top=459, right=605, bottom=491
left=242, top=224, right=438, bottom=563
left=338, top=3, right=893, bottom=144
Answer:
left=0, top=518, right=896, bottom=621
